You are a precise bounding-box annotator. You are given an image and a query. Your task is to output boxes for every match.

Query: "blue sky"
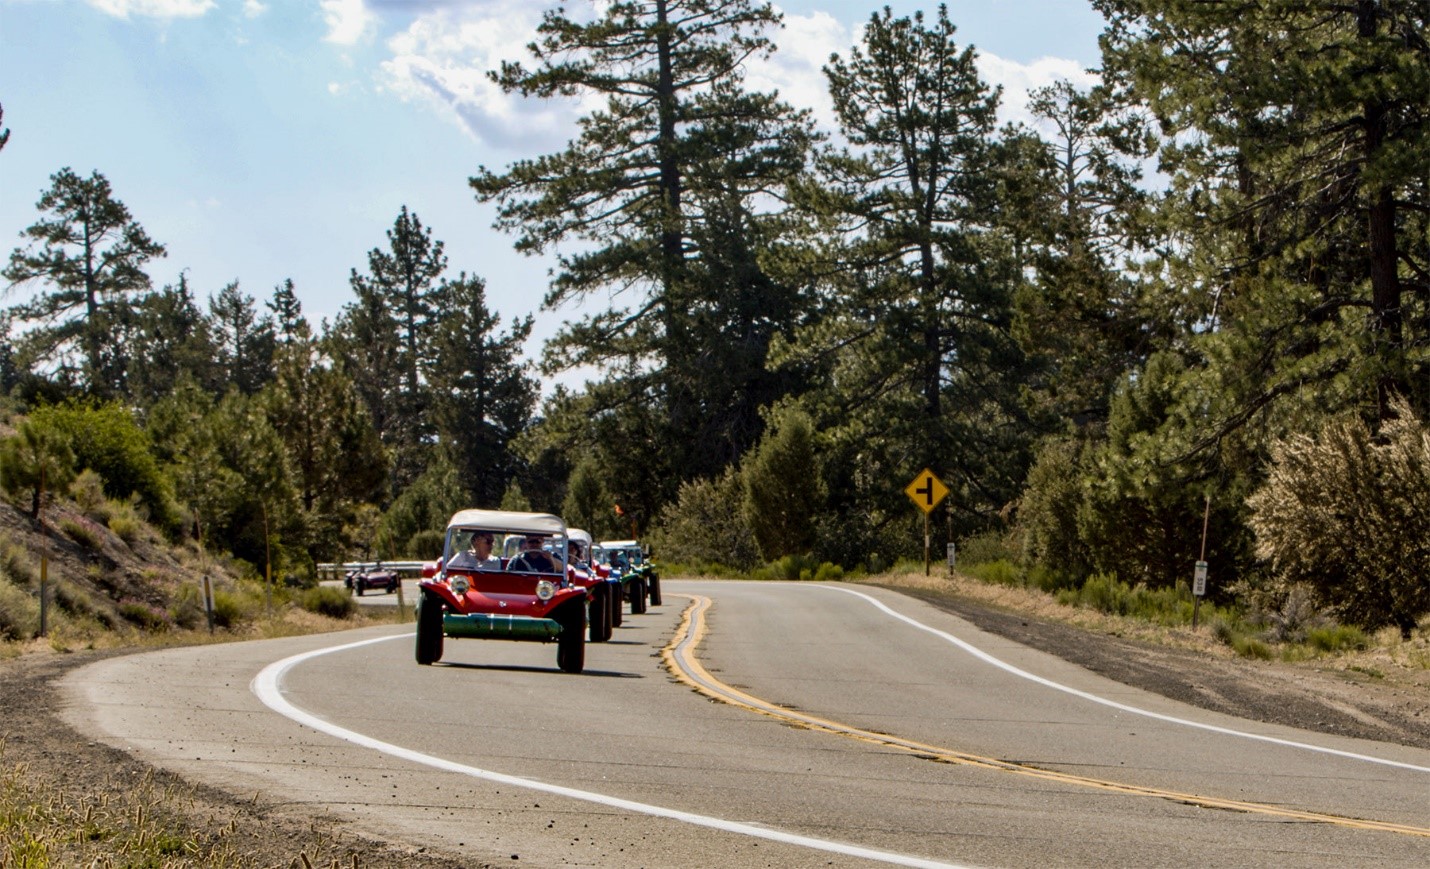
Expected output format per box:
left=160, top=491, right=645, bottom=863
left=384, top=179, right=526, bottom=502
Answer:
left=0, top=1, right=1103, bottom=384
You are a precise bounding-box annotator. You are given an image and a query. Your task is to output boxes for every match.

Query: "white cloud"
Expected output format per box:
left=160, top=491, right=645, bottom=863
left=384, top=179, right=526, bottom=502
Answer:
left=380, top=2, right=587, bottom=150
left=86, top=0, right=215, bottom=18
left=752, top=13, right=1098, bottom=134
left=243, top=0, right=267, bottom=19
left=321, top=0, right=377, bottom=46
left=746, top=11, right=845, bottom=130
left=375, top=4, right=1096, bottom=151
left=977, top=54, right=1099, bottom=129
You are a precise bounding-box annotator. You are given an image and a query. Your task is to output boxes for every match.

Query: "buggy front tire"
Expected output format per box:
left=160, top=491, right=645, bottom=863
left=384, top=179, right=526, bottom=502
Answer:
left=415, top=593, right=444, bottom=665
left=556, top=604, right=586, bottom=673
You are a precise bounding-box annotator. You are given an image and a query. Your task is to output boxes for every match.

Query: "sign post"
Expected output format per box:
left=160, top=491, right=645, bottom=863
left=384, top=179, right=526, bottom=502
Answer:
left=904, top=469, right=949, bottom=575
left=1193, top=494, right=1211, bottom=629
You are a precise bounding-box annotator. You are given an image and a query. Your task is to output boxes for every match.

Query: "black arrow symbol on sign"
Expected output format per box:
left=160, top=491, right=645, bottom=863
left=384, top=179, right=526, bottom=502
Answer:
left=915, top=477, right=936, bottom=505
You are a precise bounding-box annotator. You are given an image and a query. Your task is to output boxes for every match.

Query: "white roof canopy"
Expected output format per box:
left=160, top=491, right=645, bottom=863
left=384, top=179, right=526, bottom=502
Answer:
left=445, top=510, right=566, bottom=537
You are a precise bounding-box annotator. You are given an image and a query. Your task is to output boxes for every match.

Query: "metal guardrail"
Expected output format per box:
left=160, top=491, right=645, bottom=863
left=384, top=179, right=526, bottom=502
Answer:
left=316, top=561, right=430, bottom=579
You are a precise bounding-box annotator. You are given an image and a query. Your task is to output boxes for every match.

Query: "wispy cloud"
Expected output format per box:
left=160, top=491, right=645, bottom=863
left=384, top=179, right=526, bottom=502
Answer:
left=379, top=2, right=588, bottom=151
left=242, top=0, right=267, bottom=19
left=86, top=0, right=215, bottom=18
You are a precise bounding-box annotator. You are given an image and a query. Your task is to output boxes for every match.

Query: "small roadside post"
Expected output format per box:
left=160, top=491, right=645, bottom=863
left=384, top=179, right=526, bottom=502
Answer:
left=904, top=469, right=949, bottom=576
left=39, top=557, right=49, bottom=638
left=202, top=575, right=216, bottom=634
left=946, top=542, right=957, bottom=577
left=1193, top=494, right=1211, bottom=628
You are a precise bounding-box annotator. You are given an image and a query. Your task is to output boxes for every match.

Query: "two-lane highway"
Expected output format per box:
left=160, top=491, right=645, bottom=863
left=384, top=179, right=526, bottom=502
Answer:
left=62, top=580, right=1430, bottom=867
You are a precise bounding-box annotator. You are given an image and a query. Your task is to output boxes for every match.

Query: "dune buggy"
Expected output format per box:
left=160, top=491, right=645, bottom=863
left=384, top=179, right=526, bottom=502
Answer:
left=417, top=510, right=588, bottom=673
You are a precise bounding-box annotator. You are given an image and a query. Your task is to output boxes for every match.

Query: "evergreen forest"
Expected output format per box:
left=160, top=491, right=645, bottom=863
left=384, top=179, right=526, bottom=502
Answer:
left=2, top=1, right=1427, bottom=636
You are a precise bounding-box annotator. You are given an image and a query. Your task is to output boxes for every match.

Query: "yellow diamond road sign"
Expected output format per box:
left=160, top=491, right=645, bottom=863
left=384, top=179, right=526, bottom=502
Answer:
left=905, top=469, right=948, bottom=514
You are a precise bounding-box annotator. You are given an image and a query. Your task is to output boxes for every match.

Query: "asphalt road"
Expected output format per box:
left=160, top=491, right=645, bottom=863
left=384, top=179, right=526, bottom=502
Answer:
left=61, top=580, right=1430, bottom=868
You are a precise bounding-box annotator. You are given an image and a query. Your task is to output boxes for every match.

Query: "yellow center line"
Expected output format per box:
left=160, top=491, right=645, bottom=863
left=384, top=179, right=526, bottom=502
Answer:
left=661, top=594, right=1430, bottom=839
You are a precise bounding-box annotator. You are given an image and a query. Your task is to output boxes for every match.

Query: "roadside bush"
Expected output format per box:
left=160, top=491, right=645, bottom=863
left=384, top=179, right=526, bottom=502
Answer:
left=1017, top=436, right=1092, bottom=579
left=407, top=529, right=445, bottom=560
left=32, top=402, right=180, bottom=534
left=1232, top=634, right=1274, bottom=660
left=750, top=553, right=843, bottom=581
left=299, top=586, right=357, bottom=619
left=168, top=584, right=205, bottom=630
left=0, top=576, right=39, bottom=641
left=1307, top=624, right=1370, bottom=654
left=967, top=559, right=1021, bottom=587
left=59, top=517, right=102, bottom=550
left=118, top=599, right=171, bottom=632
left=0, top=536, right=37, bottom=587
left=649, top=467, right=759, bottom=571
left=1026, top=563, right=1080, bottom=594
left=70, top=468, right=108, bottom=519
left=1249, top=398, right=1430, bottom=638
left=209, top=587, right=256, bottom=629
left=106, top=497, right=145, bottom=545
left=957, top=529, right=1019, bottom=566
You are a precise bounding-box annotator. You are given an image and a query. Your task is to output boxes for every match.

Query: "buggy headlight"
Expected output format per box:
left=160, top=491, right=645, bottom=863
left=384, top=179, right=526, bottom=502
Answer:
left=451, top=575, right=470, bottom=595
left=536, top=580, right=556, bottom=601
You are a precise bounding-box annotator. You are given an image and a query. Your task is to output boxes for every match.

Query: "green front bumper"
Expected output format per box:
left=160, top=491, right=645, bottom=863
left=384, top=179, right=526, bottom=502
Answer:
left=443, top=612, right=563, bottom=641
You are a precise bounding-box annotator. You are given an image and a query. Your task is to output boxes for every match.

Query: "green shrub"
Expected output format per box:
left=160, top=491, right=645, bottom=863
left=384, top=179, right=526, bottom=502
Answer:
left=52, top=581, right=95, bottom=618
left=0, top=537, right=37, bottom=587
left=210, top=588, right=254, bottom=629
left=168, top=584, right=206, bottom=630
left=1026, top=563, right=1079, bottom=594
left=650, top=467, right=759, bottom=570
left=1249, top=398, right=1430, bottom=637
left=59, top=517, right=103, bottom=550
left=32, top=402, right=180, bottom=534
left=1231, top=635, right=1274, bottom=660
left=118, top=599, right=171, bottom=632
left=957, top=530, right=1019, bottom=566
left=752, top=553, right=823, bottom=581
left=105, top=497, right=145, bottom=545
left=70, top=468, right=108, bottom=518
left=407, top=529, right=445, bottom=560
left=1306, top=624, right=1370, bottom=653
left=299, top=586, right=357, bottom=619
left=0, top=576, right=39, bottom=641
left=967, top=559, right=1021, bottom=587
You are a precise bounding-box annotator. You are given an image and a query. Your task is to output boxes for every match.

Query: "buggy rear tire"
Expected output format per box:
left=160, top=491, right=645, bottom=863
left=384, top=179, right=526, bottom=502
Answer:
left=588, top=585, right=610, bottom=642
left=647, top=574, right=661, bottom=606
left=611, top=583, right=624, bottom=627
left=630, top=578, right=646, bottom=614
left=415, top=592, right=444, bottom=665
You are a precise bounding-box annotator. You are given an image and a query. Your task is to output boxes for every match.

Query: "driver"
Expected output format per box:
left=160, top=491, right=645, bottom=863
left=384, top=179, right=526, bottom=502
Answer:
left=508, top=535, right=557, bottom=573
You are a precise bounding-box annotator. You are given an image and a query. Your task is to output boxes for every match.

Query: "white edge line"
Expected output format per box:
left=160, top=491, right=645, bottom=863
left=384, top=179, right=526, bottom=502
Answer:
left=818, top=585, right=1430, bottom=774
left=251, top=633, right=973, bottom=869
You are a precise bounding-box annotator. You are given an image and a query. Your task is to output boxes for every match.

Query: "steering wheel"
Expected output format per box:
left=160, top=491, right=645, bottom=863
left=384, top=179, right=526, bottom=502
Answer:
left=508, top=551, right=555, bottom=573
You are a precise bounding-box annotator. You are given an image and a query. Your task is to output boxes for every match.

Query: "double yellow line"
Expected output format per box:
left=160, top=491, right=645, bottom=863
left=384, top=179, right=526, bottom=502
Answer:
left=662, top=594, right=1430, bottom=839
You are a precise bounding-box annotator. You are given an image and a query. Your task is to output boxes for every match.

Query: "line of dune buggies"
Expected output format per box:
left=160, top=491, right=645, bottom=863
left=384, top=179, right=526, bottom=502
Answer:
left=414, top=509, right=662, bottom=674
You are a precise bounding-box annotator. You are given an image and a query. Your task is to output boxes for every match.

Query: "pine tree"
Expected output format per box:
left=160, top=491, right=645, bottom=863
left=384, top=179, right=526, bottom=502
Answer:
left=208, top=281, right=276, bottom=396
left=472, top=0, right=813, bottom=486
left=3, top=168, right=166, bottom=397
left=425, top=273, right=537, bottom=508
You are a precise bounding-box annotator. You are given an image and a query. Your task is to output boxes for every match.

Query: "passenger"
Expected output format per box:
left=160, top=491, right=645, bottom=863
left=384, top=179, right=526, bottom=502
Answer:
left=450, top=531, right=501, bottom=570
